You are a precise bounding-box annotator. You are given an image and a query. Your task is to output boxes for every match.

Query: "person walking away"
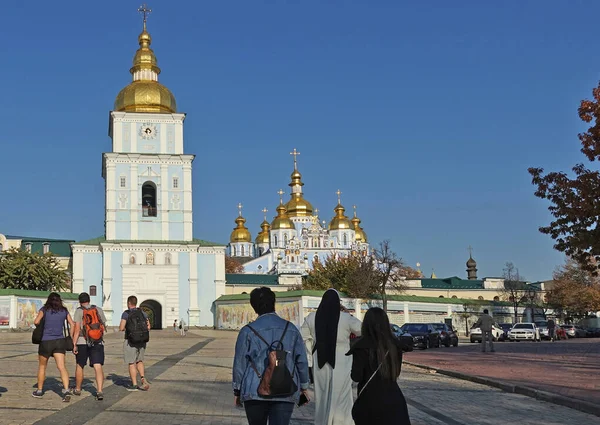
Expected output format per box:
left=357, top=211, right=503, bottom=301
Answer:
left=173, top=319, right=178, bottom=333
left=32, top=292, right=75, bottom=401
left=548, top=318, right=556, bottom=342
left=301, top=289, right=362, bottom=425
left=233, top=287, right=310, bottom=425
left=179, top=318, right=186, bottom=336
left=71, top=292, right=107, bottom=400
left=119, top=295, right=151, bottom=391
left=473, top=309, right=495, bottom=353
left=347, top=307, right=411, bottom=425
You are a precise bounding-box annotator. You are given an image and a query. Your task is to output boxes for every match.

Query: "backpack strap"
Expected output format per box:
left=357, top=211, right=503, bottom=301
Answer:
left=246, top=324, right=270, bottom=347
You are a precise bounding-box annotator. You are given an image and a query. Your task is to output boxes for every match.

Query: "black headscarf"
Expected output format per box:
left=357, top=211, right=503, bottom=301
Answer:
left=315, top=289, right=341, bottom=369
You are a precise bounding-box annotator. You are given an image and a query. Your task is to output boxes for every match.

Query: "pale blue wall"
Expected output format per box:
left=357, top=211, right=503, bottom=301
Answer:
left=169, top=222, right=184, bottom=241
left=83, top=253, right=103, bottom=306
left=197, top=254, right=216, bottom=326
left=138, top=221, right=162, bottom=240
left=178, top=252, right=190, bottom=321
left=110, top=251, right=123, bottom=326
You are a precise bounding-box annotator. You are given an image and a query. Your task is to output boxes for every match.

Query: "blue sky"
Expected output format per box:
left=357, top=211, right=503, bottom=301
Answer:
left=1, top=1, right=597, bottom=281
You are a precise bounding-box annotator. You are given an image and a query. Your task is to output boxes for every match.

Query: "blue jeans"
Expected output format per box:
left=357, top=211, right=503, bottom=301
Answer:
left=244, top=400, right=295, bottom=425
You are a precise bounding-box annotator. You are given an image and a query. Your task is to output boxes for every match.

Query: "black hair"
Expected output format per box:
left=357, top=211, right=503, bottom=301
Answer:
left=78, top=292, right=90, bottom=304
left=361, top=307, right=401, bottom=381
left=250, top=287, right=276, bottom=316
left=44, top=292, right=66, bottom=312
left=127, top=295, right=138, bottom=307
left=483, top=309, right=489, bottom=314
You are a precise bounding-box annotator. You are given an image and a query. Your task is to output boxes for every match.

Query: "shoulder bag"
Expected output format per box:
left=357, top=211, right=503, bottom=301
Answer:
left=358, top=350, right=389, bottom=398
left=32, top=310, right=45, bottom=344
left=63, top=318, right=74, bottom=352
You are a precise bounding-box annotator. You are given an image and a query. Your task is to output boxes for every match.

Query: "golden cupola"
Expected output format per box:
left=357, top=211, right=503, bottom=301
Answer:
left=271, top=190, right=296, bottom=230
left=230, top=204, right=252, bottom=243
left=351, top=206, right=368, bottom=243
left=329, top=190, right=354, bottom=231
left=285, top=149, right=314, bottom=217
left=114, top=12, right=177, bottom=114
left=255, top=208, right=271, bottom=244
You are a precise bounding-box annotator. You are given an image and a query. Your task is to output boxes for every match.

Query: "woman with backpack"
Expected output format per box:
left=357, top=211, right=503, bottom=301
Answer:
left=346, top=307, right=411, bottom=425
left=32, top=292, right=75, bottom=402
left=301, top=289, right=362, bottom=425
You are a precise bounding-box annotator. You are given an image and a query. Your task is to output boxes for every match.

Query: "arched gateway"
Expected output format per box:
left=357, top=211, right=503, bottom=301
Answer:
left=140, top=299, right=162, bottom=330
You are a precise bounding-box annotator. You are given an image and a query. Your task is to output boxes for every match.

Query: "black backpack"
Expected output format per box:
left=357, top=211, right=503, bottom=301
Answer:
left=247, top=321, right=298, bottom=398
left=126, top=309, right=150, bottom=347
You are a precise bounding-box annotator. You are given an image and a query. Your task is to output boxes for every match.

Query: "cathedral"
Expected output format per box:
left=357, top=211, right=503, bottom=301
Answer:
left=71, top=10, right=225, bottom=329
left=227, top=150, right=370, bottom=276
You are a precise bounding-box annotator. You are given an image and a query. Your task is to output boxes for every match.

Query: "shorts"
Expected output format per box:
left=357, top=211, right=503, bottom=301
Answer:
left=76, top=343, right=105, bottom=367
left=38, top=338, right=67, bottom=357
left=123, top=340, right=146, bottom=364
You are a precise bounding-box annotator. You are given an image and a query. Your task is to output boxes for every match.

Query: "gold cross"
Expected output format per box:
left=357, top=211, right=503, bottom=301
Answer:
left=138, top=4, right=152, bottom=30
left=314, top=208, right=319, bottom=216
left=468, top=245, right=473, bottom=257
left=277, top=189, right=285, bottom=203
left=262, top=207, right=268, bottom=220
left=238, top=202, right=243, bottom=216
left=336, top=189, right=342, bottom=204
left=353, top=205, right=357, bottom=217
left=290, top=148, right=300, bottom=169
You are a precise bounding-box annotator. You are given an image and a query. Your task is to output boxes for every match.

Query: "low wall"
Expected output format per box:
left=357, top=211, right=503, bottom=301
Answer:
left=0, top=290, right=79, bottom=330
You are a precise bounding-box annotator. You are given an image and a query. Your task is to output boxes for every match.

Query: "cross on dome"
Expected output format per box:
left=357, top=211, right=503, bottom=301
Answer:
left=237, top=202, right=243, bottom=216
left=468, top=245, right=473, bottom=257
left=336, top=189, right=342, bottom=204
left=262, top=207, right=268, bottom=220
left=138, top=3, right=152, bottom=30
left=290, top=148, right=300, bottom=170
left=353, top=205, right=357, bottom=217
left=277, top=189, right=285, bottom=203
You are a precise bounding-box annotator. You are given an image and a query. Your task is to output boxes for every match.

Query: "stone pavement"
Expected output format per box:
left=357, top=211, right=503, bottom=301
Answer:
left=1, top=329, right=599, bottom=424
left=404, top=338, right=600, bottom=406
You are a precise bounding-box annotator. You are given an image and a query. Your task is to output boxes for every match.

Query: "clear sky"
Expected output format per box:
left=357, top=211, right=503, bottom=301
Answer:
left=1, top=1, right=597, bottom=281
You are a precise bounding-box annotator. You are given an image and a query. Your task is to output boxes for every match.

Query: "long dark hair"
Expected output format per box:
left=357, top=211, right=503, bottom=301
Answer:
left=44, top=292, right=66, bottom=312
left=361, top=307, right=401, bottom=381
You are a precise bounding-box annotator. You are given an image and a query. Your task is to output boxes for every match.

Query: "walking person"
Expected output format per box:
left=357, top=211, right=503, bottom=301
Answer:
left=119, top=296, right=151, bottom=391
left=301, top=289, right=362, bottom=425
left=347, top=307, right=411, bottom=425
left=32, top=292, right=75, bottom=402
left=232, top=287, right=310, bottom=425
left=71, top=292, right=107, bottom=400
left=179, top=318, right=186, bottom=336
left=548, top=318, right=556, bottom=342
left=173, top=319, right=178, bottom=333
left=473, top=309, right=495, bottom=353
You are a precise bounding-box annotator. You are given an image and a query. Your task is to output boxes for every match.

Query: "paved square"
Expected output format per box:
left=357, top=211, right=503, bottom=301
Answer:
left=0, top=329, right=598, bottom=424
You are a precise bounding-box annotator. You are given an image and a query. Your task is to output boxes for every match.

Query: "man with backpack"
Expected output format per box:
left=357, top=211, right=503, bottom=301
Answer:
left=232, top=287, right=310, bottom=425
left=71, top=292, right=107, bottom=400
left=119, top=295, right=151, bottom=391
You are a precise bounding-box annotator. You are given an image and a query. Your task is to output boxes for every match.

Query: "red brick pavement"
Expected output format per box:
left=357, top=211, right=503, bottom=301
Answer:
left=403, top=338, right=600, bottom=405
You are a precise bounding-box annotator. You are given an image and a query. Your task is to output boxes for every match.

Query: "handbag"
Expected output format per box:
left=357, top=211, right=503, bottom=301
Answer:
left=358, top=350, right=388, bottom=398
left=32, top=312, right=45, bottom=344
left=63, top=320, right=74, bottom=352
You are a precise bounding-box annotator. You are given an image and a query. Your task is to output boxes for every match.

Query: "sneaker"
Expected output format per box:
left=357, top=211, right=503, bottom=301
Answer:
left=61, top=389, right=71, bottom=403
left=32, top=390, right=44, bottom=398
left=138, top=382, right=149, bottom=391
left=126, top=384, right=139, bottom=392
left=96, top=392, right=104, bottom=401
left=72, top=388, right=82, bottom=396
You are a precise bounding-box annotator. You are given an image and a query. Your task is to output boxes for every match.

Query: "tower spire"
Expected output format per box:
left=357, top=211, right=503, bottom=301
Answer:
left=238, top=202, right=243, bottom=217
left=336, top=189, right=342, bottom=205
left=138, top=3, right=152, bottom=31
left=290, top=148, right=300, bottom=170
left=262, top=207, right=268, bottom=221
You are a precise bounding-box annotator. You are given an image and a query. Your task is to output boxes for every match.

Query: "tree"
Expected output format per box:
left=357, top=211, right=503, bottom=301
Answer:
left=529, top=82, right=600, bottom=274
left=372, top=240, right=415, bottom=312
left=500, top=262, right=527, bottom=324
left=546, top=257, right=600, bottom=319
left=0, top=248, right=70, bottom=291
left=456, top=301, right=480, bottom=336
left=225, top=256, right=244, bottom=274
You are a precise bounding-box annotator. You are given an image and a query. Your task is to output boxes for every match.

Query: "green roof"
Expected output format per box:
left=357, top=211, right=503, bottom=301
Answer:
left=5, top=235, right=74, bottom=258
left=216, top=290, right=506, bottom=305
left=421, top=276, right=484, bottom=290
left=226, top=274, right=279, bottom=285
left=75, top=236, right=224, bottom=246
left=0, top=289, right=79, bottom=300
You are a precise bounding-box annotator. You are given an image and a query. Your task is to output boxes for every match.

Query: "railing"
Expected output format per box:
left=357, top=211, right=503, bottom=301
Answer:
left=142, top=206, right=157, bottom=217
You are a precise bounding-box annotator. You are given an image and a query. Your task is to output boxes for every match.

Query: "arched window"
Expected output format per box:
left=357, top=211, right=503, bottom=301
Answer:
left=165, top=253, right=172, bottom=265
left=343, top=234, right=348, bottom=246
left=89, top=285, right=97, bottom=296
left=478, top=296, right=484, bottom=301
left=142, top=181, right=157, bottom=217
left=0, top=243, right=3, bottom=252
left=439, top=295, right=444, bottom=298
left=258, top=248, right=263, bottom=256
left=43, top=243, right=50, bottom=254
left=146, top=251, right=155, bottom=265
left=284, top=234, right=288, bottom=245
left=129, top=254, right=136, bottom=264
left=291, top=256, right=295, bottom=263
left=232, top=246, right=237, bottom=256
left=274, top=235, right=278, bottom=246
left=493, top=296, right=500, bottom=301
left=241, top=245, right=245, bottom=256
left=452, top=295, right=458, bottom=299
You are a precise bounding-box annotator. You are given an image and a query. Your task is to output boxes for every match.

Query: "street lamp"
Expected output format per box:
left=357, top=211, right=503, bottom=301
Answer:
left=527, top=287, right=537, bottom=322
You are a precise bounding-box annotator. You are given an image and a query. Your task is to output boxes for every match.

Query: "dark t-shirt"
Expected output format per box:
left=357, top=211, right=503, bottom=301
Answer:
left=41, top=307, right=68, bottom=342
left=121, top=308, right=148, bottom=339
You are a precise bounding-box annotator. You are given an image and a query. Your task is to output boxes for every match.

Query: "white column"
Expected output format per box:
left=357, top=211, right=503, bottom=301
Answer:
left=189, top=251, right=200, bottom=325
left=160, top=163, right=169, bottom=241
left=160, top=122, right=167, bottom=153
left=130, top=122, right=138, bottom=152
left=183, top=160, right=193, bottom=241
left=404, top=302, right=410, bottom=323
left=102, top=249, right=113, bottom=324
left=175, top=117, right=184, bottom=154
left=105, top=162, right=117, bottom=240
left=113, top=119, right=123, bottom=152
left=130, top=163, right=138, bottom=240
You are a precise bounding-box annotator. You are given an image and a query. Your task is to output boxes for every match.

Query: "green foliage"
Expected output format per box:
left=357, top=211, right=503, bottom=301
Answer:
left=0, top=248, right=70, bottom=291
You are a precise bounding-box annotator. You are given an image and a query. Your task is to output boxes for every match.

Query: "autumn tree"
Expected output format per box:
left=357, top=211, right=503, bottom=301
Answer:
left=529, top=82, right=600, bottom=274
left=372, top=240, right=417, bottom=312
left=225, top=255, right=244, bottom=273
left=546, top=257, right=600, bottom=318
left=0, top=248, right=70, bottom=291
left=500, top=262, right=527, bottom=323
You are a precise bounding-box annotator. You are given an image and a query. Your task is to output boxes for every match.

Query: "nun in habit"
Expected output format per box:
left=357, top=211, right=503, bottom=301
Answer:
left=301, top=289, right=362, bottom=425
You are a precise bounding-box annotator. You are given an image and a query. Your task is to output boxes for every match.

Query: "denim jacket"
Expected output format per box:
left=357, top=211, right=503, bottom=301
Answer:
left=232, top=313, right=309, bottom=403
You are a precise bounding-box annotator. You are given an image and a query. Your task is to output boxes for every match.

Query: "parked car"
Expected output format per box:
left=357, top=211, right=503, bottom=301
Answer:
left=400, top=323, right=441, bottom=349
left=429, top=323, right=459, bottom=347
left=499, top=323, right=513, bottom=341
left=470, top=323, right=504, bottom=343
left=584, top=327, right=600, bottom=337
left=390, top=324, right=414, bottom=351
left=535, top=321, right=550, bottom=340
left=560, top=324, right=587, bottom=338
left=508, top=323, right=540, bottom=341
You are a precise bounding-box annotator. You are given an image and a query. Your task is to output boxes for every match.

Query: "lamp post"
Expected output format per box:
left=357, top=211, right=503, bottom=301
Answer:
left=527, top=287, right=537, bottom=322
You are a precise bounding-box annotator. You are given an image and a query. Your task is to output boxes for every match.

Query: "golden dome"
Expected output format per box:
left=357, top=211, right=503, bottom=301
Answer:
left=114, top=26, right=177, bottom=114
left=351, top=207, right=368, bottom=243
left=271, top=203, right=295, bottom=230
left=255, top=219, right=271, bottom=244
left=230, top=215, right=252, bottom=243
left=329, top=203, right=354, bottom=231
left=285, top=150, right=314, bottom=217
